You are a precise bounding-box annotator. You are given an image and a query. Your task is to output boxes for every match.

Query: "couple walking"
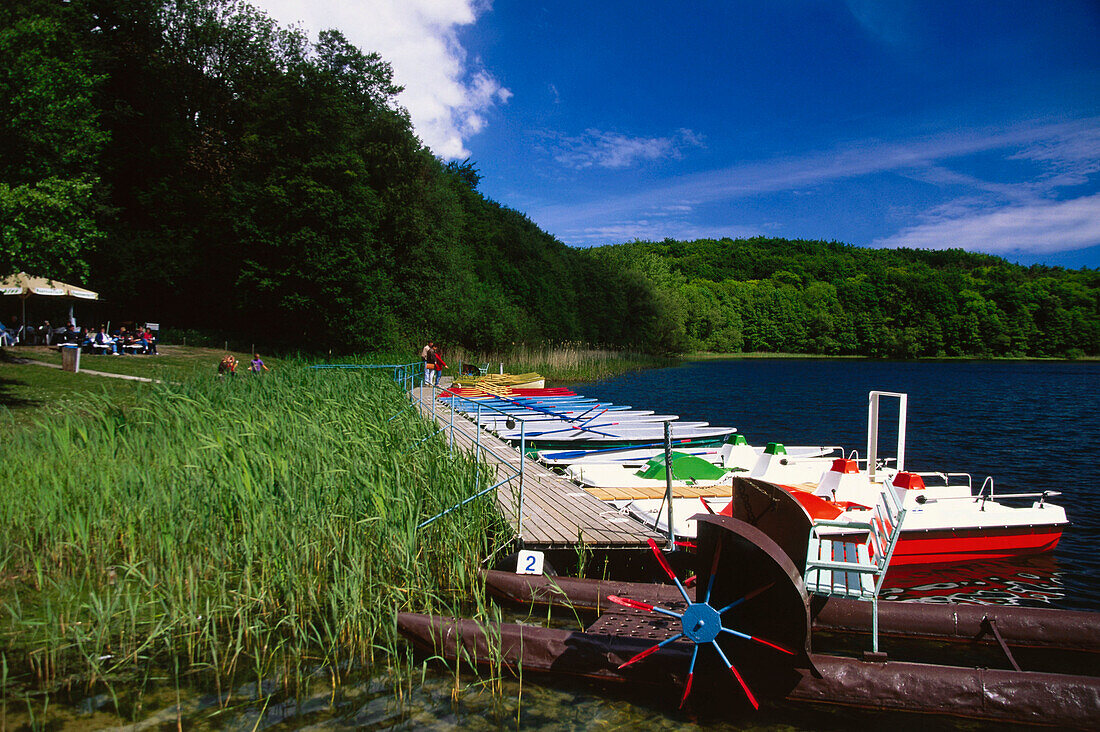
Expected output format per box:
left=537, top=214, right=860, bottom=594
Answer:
left=420, top=341, right=447, bottom=386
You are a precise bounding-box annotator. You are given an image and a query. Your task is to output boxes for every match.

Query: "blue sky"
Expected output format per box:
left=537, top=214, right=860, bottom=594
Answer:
left=254, top=1, right=1100, bottom=268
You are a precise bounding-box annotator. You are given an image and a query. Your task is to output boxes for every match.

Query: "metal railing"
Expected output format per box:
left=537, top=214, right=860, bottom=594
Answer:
left=310, top=362, right=528, bottom=540
left=406, top=370, right=530, bottom=542
left=867, top=390, right=907, bottom=482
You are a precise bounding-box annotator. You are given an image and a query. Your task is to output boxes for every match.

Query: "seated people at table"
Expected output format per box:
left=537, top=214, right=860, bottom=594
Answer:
left=116, top=326, right=132, bottom=354
left=141, top=327, right=157, bottom=354
left=0, top=320, right=13, bottom=347
left=57, top=324, right=80, bottom=345
left=94, top=327, right=118, bottom=354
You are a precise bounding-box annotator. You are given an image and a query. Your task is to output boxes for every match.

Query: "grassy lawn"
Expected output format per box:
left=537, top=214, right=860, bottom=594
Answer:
left=0, top=345, right=285, bottom=429
left=12, top=344, right=271, bottom=377
left=0, top=360, right=144, bottom=429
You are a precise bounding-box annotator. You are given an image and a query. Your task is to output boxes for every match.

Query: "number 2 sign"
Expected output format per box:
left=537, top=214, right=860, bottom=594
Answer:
left=515, top=549, right=545, bottom=576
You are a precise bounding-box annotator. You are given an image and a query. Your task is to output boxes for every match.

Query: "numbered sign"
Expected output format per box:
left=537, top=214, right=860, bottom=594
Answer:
left=515, top=549, right=545, bottom=576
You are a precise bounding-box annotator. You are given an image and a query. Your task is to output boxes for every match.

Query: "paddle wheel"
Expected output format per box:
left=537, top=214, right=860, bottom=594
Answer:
left=605, top=516, right=813, bottom=709
left=400, top=510, right=1100, bottom=725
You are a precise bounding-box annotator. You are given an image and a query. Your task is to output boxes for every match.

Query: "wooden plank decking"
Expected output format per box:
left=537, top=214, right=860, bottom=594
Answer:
left=411, top=380, right=661, bottom=549
left=584, top=484, right=735, bottom=501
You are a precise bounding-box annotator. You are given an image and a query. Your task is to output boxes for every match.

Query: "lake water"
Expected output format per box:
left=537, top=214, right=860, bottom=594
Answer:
left=573, top=358, right=1100, bottom=611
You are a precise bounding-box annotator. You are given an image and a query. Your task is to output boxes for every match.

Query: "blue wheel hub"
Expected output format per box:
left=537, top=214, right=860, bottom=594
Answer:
left=681, top=602, right=722, bottom=643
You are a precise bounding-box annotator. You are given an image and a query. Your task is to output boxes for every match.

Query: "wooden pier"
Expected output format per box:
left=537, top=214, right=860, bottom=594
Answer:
left=411, top=380, right=661, bottom=550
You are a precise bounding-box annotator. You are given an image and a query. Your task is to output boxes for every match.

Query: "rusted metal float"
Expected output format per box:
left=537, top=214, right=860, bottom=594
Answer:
left=398, top=513, right=1100, bottom=725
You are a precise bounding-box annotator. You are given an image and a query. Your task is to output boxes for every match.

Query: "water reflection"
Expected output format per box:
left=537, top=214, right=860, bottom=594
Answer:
left=881, top=554, right=1064, bottom=606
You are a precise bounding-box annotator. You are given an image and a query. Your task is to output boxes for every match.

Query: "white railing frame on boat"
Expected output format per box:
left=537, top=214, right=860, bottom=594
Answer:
left=867, top=391, right=907, bottom=482
left=911, top=471, right=974, bottom=490
left=905, top=472, right=1060, bottom=509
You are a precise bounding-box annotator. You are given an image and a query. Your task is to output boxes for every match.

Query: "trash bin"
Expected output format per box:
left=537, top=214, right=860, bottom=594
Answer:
left=61, top=344, right=81, bottom=373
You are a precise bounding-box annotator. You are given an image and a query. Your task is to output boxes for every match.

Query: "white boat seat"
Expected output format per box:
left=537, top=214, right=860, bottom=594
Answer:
left=804, top=538, right=875, bottom=599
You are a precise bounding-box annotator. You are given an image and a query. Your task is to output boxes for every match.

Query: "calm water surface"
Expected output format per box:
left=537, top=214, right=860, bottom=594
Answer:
left=573, top=358, right=1100, bottom=611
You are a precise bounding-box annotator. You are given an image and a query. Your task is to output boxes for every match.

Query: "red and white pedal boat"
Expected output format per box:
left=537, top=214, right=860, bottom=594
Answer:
left=781, top=458, right=1068, bottom=566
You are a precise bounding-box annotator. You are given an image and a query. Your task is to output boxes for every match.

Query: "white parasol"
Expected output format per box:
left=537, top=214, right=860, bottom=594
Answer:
left=1, top=272, right=99, bottom=341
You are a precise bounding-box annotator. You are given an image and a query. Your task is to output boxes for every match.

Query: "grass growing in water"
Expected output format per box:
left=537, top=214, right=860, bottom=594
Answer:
left=447, top=344, right=674, bottom=383
left=0, top=365, right=507, bottom=722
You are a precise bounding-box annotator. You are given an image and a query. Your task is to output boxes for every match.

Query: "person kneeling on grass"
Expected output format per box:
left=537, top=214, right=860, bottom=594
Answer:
left=218, top=354, right=237, bottom=377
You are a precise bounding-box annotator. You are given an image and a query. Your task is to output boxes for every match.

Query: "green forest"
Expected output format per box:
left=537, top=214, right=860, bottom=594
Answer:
left=590, top=239, right=1099, bottom=358
left=3, top=0, right=1097, bottom=358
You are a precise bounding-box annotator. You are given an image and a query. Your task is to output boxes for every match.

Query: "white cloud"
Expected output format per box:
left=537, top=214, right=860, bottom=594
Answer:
left=873, top=194, right=1100, bottom=256
left=1008, top=125, right=1100, bottom=188
left=549, top=128, right=705, bottom=169
left=250, top=0, right=508, bottom=159
left=563, top=220, right=761, bottom=247
left=530, top=117, right=1100, bottom=254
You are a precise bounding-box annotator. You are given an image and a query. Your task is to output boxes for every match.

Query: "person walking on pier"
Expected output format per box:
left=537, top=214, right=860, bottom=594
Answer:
left=421, top=340, right=437, bottom=385
left=432, top=346, right=447, bottom=385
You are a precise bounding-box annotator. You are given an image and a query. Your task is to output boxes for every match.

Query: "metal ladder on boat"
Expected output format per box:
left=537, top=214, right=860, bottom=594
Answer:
left=803, top=391, right=909, bottom=654
left=803, top=483, right=906, bottom=653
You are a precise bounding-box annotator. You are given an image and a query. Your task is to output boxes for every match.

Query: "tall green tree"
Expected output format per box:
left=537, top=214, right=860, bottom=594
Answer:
left=0, top=1, right=106, bottom=278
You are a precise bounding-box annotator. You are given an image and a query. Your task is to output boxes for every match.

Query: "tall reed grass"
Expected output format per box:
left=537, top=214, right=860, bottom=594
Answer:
left=447, top=343, right=673, bottom=383
left=0, top=366, right=506, bottom=720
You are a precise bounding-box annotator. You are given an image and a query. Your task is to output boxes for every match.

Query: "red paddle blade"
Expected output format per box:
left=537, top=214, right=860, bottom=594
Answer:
left=617, top=642, right=662, bottom=669
left=751, top=635, right=795, bottom=655
left=743, top=581, right=774, bottom=602
left=607, top=594, right=654, bottom=612
left=679, top=672, right=694, bottom=708
left=647, top=538, right=679, bottom=582
left=728, top=661, right=759, bottom=710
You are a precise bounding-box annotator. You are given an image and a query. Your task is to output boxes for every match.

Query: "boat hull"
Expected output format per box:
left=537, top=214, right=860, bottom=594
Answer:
left=396, top=611, right=1100, bottom=725
left=889, top=524, right=1064, bottom=566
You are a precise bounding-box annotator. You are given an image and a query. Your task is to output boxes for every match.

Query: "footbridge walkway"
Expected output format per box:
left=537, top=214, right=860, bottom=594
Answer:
left=409, top=377, right=660, bottom=550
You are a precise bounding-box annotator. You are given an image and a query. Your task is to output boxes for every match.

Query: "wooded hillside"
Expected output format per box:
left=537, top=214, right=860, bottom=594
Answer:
left=587, top=239, right=1099, bottom=357
left=1, top=0, right=671, bottom=352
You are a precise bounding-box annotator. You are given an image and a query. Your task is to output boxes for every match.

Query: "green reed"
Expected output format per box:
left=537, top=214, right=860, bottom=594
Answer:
left=448, top=343, right=673, bottom=383
left=0, top=366, right=507, bottom=717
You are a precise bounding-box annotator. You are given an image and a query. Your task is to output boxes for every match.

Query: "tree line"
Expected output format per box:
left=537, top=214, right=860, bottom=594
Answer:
left=587, top=239, right=1099, bottom=358
left=2, top=0, right=1095, bottom=358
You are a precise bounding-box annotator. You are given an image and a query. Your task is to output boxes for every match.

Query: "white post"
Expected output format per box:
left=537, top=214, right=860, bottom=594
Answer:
left=867, top=391, right=908, bottom=481
left=867, top=394, right=879, bottom=482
